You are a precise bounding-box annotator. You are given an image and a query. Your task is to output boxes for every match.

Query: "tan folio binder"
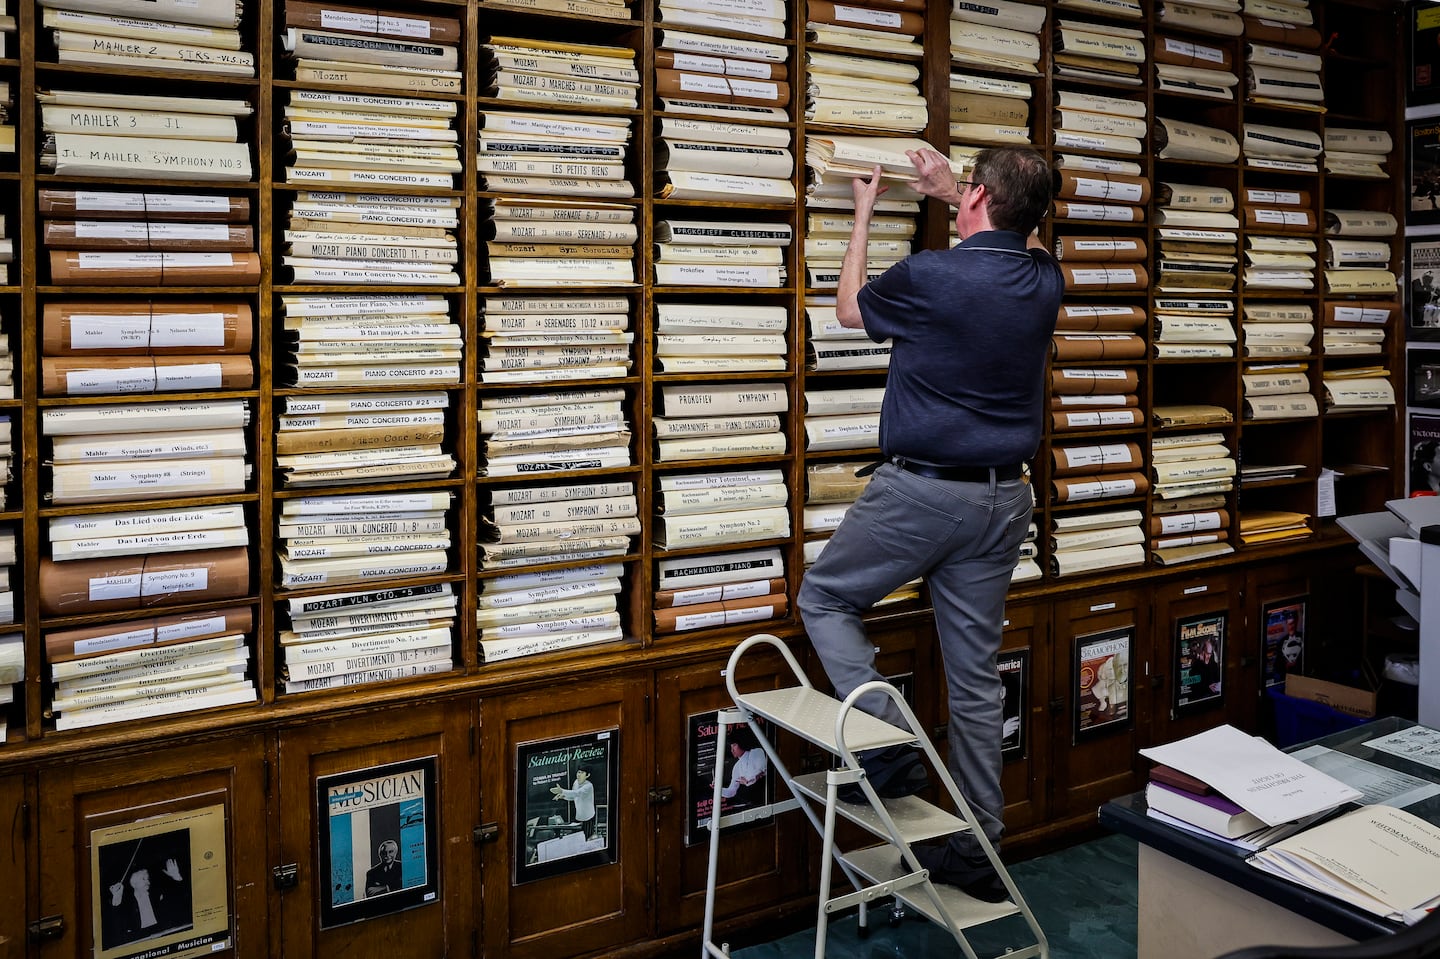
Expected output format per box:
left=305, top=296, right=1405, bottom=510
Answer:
left=1061, top=263, right=1151, bottom=291
left=1054, top=236, right=1148, bottom=262
left=1153, top=35, right=1234, bottom=69
left=1051, top=471, right=1150, bottom=503
left=1055, top=303, right=1148, bottom=330
left=39, top=547, right=250, bottom=617
left=42, top=221, right=254, bottom=252
left=37, top=190, right=252, bottom=222
left=42, top=355, right=254, bottom=395
left=45, top=605, right=255, bottom=663
left=43, top=301, right=255, bottom=356
left=654, top=68, right=790, bottom=106
left=1051, top=333, right=1147, bottom=361
left=286, top=1, right=462, bottom=42
left=1242, top=15, right=1321, bottom=48
left=1051, top=441, right=1144, bottom=475
left=1050, top=367, right=1141, bottom=394
left=1242, top=206, right=1316, bottom=233
left=49, top=251, right=262, bottom=285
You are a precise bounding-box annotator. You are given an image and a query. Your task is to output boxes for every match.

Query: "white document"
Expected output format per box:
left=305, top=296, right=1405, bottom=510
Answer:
left=1363, top=727, right=1440, bottom=771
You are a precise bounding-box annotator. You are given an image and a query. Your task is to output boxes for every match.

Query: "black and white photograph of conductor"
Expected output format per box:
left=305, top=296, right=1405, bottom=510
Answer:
left=98, top=830, right=194, bottom=951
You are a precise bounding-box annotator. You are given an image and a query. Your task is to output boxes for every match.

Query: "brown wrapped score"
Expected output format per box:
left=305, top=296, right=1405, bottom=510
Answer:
left=950, top=92, right=1029, bottom=126
left=1050, top=367, right=1140, bottom=394
left=1051, top=333, right=1147, bottom=361
left=1242, top=206, right=1316, bottom=233
left=1055, top=303, right=1147, bottom=331
left=807, top=0, right=924, bottom=34
left=1055, top=171, right=1152, bottom=205
left=653, top=592, right=788, bottom=633
left=38, top=190, right=251, bottom=222
left=43, top=221, right=254, bottom=252
left=1052, top=407, right=1145, bottom=431
left=42, top=355, right=254, bottom=395
left=1243, top=16, right=1322, bottom=49
left=1242, top=186, right=1311, bottom=207
left=38, top=547, right=250, bottom=617
left=1052, top=200, right=1143, bottom=223
left=653, top=577, right=788, bottom=609
left=654, top=50, right=788, bottom=80
left=43, top=301, right=254, bottom=355
left=1050, top=471, right=1150, bottom=503
left=1061, top=263, right=1150, bottom=291
left=286, top=1, right=462, bottom=42
left=49, top=251, right=262, bottom=286
left=1323, top=301, right=1396, bottom=325
left=1054, top=236, right=1148, bottom=262
left=1147, top=510, right=1231, bottom=537
left=655, top=68, right=790, bottom=106
left=45, top=605, right=255, bottom=663
left=1052, top=441, right=1144, bottom=476
left=1153, top=35, right=1233, bottom=70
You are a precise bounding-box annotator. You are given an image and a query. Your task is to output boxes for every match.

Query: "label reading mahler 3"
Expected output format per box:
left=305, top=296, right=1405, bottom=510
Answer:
left=318, top=756, right=439, bottom=929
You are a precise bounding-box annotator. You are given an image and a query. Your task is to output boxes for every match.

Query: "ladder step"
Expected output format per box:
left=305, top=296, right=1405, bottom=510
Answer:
left=733, top=686, right=916, bottom=754
left=840, top=845, right=1021, bottom=932
left=791, top=771, right=970, bottom=844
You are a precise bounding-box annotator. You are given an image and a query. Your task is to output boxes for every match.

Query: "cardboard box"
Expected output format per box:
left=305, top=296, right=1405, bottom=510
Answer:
left=1283, top=675, right=1377, bottom=719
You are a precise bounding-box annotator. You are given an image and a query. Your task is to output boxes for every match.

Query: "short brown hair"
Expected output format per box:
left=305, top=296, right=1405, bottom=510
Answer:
left=971, top=146, right=1052, bottom=235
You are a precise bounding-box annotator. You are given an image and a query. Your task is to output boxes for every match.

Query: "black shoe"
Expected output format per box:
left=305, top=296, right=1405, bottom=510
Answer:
left=910, top=845, right=1012, bottom=904
left=837, top=745, right=930, bottom=803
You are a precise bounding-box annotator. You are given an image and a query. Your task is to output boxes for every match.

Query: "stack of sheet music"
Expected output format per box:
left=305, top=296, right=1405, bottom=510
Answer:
left=1243, top=8, right=1320, bottom=54
left=1150, top=496, right=1233, bottom=565
left=1053, top=90, right=1147, bottom=165
left=0, top=632, right=19, bottom=738
left=480, top=294, right=632, bottom=386
left=1239, top=509, right=1311, bottom=546
left=806, top=51, right=924, bottom=133
left=0, top=528, right=12, bottom=624
left=282, top=89, right=460, bottom=189
left=654, top=33, right=793, bottom=202
left=659, top=0, right=784, bottom=36
left=1050, top=366, right=1142, bottom=435
left=0, top=79, right=11, bottom=164
left=1050, top=509, right=1145, bottom=577
left=1053, top=171, right=1151, bottom=230
left=806, top=298, right=892, bottom=370
left=1242, top=186, right=1317, bottom=291
left=1156, top=116, right=1241, bottom=165
left=1055, top=241, right=1149, bottom=296
left=1049, top=303, right=1146, bottom=394
left=1322, top=299, right=1394, bottom=357
left=1052, top=19, right=1145, bottom=85
left=276, top=491, right=453, bottom=590
left=1154, top=34, right=1240, bottom=99
left=39, top=90, right=253, bottom=183
left=1243, top=122, right=1321, bottom=172
left=654, top=469, right=791, bottom=549
left=1245, top=40, right=1322, bottom=110
left=1245, top=0, right=1312, bottom=28
left=1154, top=404, right=1234, bottom=429
left=479, top=482, right=638, bottom=575
left=1154, top=181, right=1238, bottom=294
left=284, top=193, right=460, bottom=285
left=1153, top=298, right=1236, bottom=358
left=802, top=463, right=924, bottom=604
left=1152, top=432, right=1235, bottom=501
left=1013, top=516, right=1042, bottom=583
left=1243, top=362, right=1317, bottom=419
left=282, top=583, right=455, bottom=694
left=949, top=0, right=1044, bottom=76
left=654, top=546, right=789, bottom=634
left=484, top=35, right=636, bottom=111
left=1322, top=367, right=1396, bottom=413
left=950, top=71, right=1033, bottom=158
left=1050, top=441, right=1148, bottom=506
left=0, top=417, right=10, bottom=508
left=654, top=395, right=787, bottom=461
left=655, top=303, right=788, bottom=374
left=804, top=386, right=883, bottom=454
left=38, top=0, right=251, bottom=74
left=42, top=399, right=250, bottom=507
left=478, top=386, right=632, bottom=480
left=276, top=392, right=455, bottom=488
left=40, top=300, right=254, bottom=398
left=282, top=294, right=462, bottom=387
left=1322, top=209, right=1398, bottom=298
left=807, top=0, right=921, bottom=55
left=653, top=218, right=790, bottom=287
left=1156, top=0, right=1242, bottom=37
left=805, top=210, right=912, bottom=292
left=486, top=191, right=636, bottom=290
left=496, top=0, right=632, bottom=24
left=1323, top=127, right=1390, bottom=179
left=1242, top=302, right=1315, bottom=359
left=479, top=564, right=626, bottom=661
left=282, top=1, right=460, bottom=92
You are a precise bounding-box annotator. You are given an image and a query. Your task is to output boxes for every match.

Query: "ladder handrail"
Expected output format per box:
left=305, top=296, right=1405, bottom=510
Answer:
left=724, top=632, right=810, bottom=707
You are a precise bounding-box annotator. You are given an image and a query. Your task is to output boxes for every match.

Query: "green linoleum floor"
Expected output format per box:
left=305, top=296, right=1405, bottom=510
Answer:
left=729, top=833, right=1139, bottom=959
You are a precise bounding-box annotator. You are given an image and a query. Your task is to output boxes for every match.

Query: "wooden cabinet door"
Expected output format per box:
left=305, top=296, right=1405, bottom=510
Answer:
left=275, top=701, right=473, bottom=959
left=998, top=603, right=1050, bottom=833
left=1247, top=565, right=1314, bottom=735
left=1149, top=573, right=1246, bottom=748
left=652, top=644, right=807, bottom=935
left=36, top=736, right=268, bottom=959
left=1048, top=589, right=1152, bottom=819
left=0, top=775, right=27, bottom=959
left=478, top=674, right=649, bottom=959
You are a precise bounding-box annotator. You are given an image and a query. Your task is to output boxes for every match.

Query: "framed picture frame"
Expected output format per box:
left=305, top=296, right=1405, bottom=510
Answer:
left=1410, top=349, right=1440, bottom=409
left=684, top=713, right=774, bottom=846
left=514, top=729, right=618, bottom=884
left=1412, top=4, right=1440, bottom=105
left=1409, top=413, right=1440, bottom=496
left=997, top=649, right=1028, bottom=761
left=1262, top=598, right=1307, bottom=687
left=316, top=756, right=440, bottom=929
left=1408, top=239, right=1440, bottom=340
left=1409, top=121, right=1440, bottom=230
left=90, top=800, right=232, bottom=959
left=1073, top=626, right=1133, bottom=742
left=1173, top=612, right=1226, bottom=716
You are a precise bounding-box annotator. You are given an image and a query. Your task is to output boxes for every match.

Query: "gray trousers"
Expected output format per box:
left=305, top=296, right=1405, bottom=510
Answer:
left=797, top=462, right=1032, bottom=855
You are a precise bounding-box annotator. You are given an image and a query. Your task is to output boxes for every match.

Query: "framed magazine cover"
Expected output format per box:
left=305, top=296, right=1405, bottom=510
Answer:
left=1410, top=413, right=1440, bottom=496
left=514, top=728, right=618, bottom=884
left=1073, top=626, right=1133, bottom=742
left=684, top=713, right=773, bottom=846
left=1262, top=598, right=1306, bottom=687
left=89, top=800, right=231, bottom=959
left=1411, top=122, right=1440, bottom=229
left=997, top=649, right=1027, bottom=761
left=316, top=756, right=439, bottom=929
left=1172, top=612, right=1226, bottom=715
left=1407, top=239, right=1440, bottom=341
left=1410, top=350, right=1440, bottom=408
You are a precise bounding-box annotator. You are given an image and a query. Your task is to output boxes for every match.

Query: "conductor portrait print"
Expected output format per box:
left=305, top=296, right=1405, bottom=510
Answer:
left=99, top=829, right=195, bottom=952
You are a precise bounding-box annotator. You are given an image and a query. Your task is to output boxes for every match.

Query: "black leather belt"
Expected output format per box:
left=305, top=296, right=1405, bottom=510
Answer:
left=891, top=458, right=1023, bottom=483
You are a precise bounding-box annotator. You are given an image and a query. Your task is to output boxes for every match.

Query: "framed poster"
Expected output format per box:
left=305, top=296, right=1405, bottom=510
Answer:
left=1262, top=598, right=1306, bottom=687
left=997, top=649, right=1027, bottom=761
left=1173, top=612, right=1226, bottom=715
left=1408, top=239, right=1440, bottom=341
left=1410, top=350, right=1440, bottom=409
left=316, top=756, right=439, bottom=929
left=1412, top=3, right=1440, bottom=105
left=1410, top=413, right=1440, bottom=496
left=684, top=713, right=773, bottom=846
left=1073, top=627, right=1133, bottom=742
left=1410, top=121, right=1440, bottom=230
left=90, top=802, right=231, bottom=959
left=515, top=729, right=618, bottom=884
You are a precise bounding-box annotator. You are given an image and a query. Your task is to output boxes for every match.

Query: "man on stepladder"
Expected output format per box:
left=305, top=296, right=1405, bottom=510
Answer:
left=798, top=144, right=1061, bottom=903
